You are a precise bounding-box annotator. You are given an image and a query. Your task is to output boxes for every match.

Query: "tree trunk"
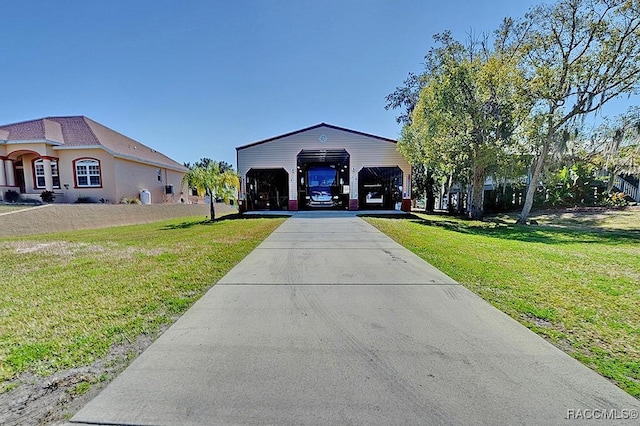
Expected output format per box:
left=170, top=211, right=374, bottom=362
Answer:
left=423, top=190, right=428, bottom=213
left=606, top=170, right=616, bottom=193
left=208, top=190, right=216, bottom=221
left=426, top=169, right=435, bottom=212
left=468, top=163, right=485, bottom=220
left=517, top=138, right=551, bottom=224
left=446, top=172, right=454, bottom=213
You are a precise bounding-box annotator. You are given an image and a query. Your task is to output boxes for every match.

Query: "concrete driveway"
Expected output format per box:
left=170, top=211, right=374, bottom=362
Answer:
left=71, top=211, right=640, bottom=425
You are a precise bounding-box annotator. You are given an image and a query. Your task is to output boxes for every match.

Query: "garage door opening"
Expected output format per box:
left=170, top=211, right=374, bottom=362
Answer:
left=297, top=149, right=350, bottom=210
left=358, top=167, right=403, bottom=210
left=245, top=168, right=289, bottom=210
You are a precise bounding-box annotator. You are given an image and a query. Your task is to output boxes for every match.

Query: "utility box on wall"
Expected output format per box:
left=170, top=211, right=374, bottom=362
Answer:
left=140, top=189, right=151, bottom=204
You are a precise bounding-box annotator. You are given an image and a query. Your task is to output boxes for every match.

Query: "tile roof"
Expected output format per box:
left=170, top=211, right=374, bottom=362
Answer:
left=0, top=118, right=50, bottom=141
left=0, top=116, right=187, bottom=172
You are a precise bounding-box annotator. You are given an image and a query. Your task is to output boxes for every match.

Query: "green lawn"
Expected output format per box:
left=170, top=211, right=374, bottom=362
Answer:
left=365, top=210, right=640, bottom=398
left=3, top=209, right=638, bottom=400
left=0, top=216, right=286, bottom=386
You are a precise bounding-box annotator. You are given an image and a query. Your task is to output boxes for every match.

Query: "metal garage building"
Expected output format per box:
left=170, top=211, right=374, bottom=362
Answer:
left=236, top=123, right=411, bottom=212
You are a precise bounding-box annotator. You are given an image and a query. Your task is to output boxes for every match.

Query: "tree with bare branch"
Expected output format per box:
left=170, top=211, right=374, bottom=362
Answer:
left=508, top=0, right=640, bottom=223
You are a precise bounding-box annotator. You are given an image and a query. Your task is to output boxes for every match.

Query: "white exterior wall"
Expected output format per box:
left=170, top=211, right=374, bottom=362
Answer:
left=237, top=125, right=411, bottom=209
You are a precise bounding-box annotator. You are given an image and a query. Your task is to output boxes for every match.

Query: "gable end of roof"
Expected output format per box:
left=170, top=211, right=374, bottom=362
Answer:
left=236, top=123, right=397, bottom=150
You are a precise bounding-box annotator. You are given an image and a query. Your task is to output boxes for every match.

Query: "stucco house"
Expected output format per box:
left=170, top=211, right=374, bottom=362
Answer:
left=0, top=116, right=188, bottom=204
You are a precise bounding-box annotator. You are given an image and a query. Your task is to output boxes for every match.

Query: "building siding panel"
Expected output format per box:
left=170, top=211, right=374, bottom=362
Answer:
left=237, top=125, right=411, bottom=208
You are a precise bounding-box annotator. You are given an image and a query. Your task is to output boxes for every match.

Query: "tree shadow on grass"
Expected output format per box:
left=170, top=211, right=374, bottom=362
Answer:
left=376, top=215, right=639, bottom=246
left=358, top=213, right=422, bottom=220
left=216, top=213, right=292, bottom=221
left=161, top=214, right=289, bottom=230
left=161, top=220, right=208, bottom=230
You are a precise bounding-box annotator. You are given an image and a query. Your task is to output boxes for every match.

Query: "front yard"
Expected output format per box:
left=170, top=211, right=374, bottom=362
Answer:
left=365, top=208, right=640, bottom=398
left=1, top=207, right=638, bottom=424
left=0, top=216, right=286, bottom=423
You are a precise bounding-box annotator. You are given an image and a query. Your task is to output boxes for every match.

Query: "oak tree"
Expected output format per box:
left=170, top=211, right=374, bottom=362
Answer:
left=508, top=0, right=640, bottom=223
left=395, top=32, right=525, bottom=219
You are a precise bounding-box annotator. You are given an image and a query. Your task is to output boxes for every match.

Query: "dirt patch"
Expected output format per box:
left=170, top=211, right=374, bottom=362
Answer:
left=1, top=240, right=165, bottom=257
left=516, top=207, right=640, bottom=231
left=0, top=326, right=167, bottom=425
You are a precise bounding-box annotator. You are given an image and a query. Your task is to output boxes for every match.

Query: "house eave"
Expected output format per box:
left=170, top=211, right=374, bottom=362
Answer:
left=112, top=153, right=189, bottom=172
left=54, top=145, right=187, bottom=172
left=5, top=139, right=64, bottom=146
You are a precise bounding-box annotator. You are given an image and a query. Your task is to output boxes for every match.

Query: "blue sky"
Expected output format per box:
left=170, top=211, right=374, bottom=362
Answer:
left=2, top=1, right=636, bottom=166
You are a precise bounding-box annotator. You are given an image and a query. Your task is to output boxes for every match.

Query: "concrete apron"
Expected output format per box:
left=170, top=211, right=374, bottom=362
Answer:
left=72, top=213, right=640, bottom=425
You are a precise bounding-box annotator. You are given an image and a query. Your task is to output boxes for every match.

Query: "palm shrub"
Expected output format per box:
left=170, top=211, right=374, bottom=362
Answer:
left=182, top=161, right=239, bottom=221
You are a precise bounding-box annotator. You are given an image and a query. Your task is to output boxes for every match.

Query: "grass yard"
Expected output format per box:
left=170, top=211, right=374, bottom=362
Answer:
left=365, top=209, right=640, bottom=398
left=0, top=216, right=286, bottom=388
